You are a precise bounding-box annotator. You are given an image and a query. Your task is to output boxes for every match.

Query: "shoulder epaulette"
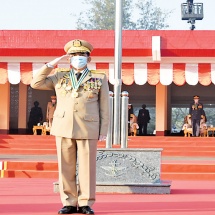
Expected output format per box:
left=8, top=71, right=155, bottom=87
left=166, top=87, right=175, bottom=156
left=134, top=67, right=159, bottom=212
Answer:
left=90, top=70, right=106, bottom=74
left=55, top=68, right=70, bottom=72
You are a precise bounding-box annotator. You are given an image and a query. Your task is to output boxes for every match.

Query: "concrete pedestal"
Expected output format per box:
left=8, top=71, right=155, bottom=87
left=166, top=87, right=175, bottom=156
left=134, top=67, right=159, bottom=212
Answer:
left=54, top=148, right=171, bottom=194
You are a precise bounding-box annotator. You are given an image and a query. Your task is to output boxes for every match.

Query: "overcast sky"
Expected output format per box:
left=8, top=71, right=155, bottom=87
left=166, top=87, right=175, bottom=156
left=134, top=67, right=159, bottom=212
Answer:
left=0, top=0, right=213, bottom=30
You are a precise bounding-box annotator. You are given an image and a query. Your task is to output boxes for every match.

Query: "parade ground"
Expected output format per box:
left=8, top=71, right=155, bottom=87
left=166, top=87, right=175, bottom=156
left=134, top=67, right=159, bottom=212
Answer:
left=1, top=178, right=215, bottom=215
left=0, top=135, right=215, bottom=215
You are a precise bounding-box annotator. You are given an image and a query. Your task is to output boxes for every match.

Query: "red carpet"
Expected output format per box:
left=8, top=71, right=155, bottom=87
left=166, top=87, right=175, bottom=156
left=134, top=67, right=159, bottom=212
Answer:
left=0, top=178, right=215, bottom=215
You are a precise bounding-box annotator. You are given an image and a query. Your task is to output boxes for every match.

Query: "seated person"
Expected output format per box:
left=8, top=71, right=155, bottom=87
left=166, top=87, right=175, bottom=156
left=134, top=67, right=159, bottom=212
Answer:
left=129, top=114, right=139, bottom=136
left=182, top=114, right=207, bottom=137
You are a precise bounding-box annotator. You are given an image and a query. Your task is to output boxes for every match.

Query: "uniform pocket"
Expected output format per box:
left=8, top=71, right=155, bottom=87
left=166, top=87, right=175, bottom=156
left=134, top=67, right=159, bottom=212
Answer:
left=85, top=90, right=99, bottom=101
left=83, top=114, right=99, bottom=122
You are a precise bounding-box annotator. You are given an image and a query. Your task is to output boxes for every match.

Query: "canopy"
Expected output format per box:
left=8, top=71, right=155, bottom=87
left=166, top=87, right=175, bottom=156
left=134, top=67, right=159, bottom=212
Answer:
left=0, top=62, right=214, bottom=86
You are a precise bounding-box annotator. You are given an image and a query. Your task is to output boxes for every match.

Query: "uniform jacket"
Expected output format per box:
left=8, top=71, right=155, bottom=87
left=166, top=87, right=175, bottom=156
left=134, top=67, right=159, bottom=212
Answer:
left=46, top=102, right=56, bottom=120
left=137, top=109, right=151, bottom=124
left=189, top=102, right=204, bottom=120
left=31, top=65, right=109, bottom=139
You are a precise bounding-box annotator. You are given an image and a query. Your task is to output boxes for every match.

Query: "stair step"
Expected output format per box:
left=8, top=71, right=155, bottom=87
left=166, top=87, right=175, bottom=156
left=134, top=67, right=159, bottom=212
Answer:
left=161, top=173, right=215, bottom=181
left=162, top=151, right=215, bottom=157
left=3, top=161, right=214, bottom=173
left=1, top=170, right=58, bottom=178
left=162, top=163, right=215, bottom=173
left=1, top=135, right=215, bottom=181
left=0, top=148, right=57, bottom=155
left=2, top=170, right=215, bottom=181
left=4, top=161, right=58, bottom=171
left=1, top=148, right=215, bottom=157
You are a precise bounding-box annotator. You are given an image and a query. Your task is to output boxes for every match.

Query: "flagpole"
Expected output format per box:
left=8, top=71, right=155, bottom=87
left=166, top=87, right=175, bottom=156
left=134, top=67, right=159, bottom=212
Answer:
left=113, top=0, right=123, bottom=145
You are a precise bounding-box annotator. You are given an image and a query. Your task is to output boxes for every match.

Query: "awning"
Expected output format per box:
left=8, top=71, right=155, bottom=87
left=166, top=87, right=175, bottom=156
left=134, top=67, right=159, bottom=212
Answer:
left=0, top=62, right=215, bottom=86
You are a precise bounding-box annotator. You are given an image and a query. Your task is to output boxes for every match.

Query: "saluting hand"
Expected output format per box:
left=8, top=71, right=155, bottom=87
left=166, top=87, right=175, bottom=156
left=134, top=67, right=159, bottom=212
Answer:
left=47, top=54, right=69, bottom=67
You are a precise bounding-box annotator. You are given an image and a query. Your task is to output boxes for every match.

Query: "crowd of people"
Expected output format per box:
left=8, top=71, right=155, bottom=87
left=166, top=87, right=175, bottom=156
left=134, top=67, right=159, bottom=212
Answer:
left=28, top=95, right=57, bottom=134
left=29, top=95, right=206, bottom=138
left=127, top=95, right=206, bottom=137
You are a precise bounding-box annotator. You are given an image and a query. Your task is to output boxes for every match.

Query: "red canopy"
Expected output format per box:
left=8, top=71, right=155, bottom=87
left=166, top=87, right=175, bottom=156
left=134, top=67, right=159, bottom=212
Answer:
left=1, top=30, right=215, bottom=57
left=0, top=30, right=215, bottom=85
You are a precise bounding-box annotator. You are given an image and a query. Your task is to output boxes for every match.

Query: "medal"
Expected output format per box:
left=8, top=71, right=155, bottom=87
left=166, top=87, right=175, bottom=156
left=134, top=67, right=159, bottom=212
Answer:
left=66, top=85, right=72, bottom=91
left=72, top=89, right=79, bottom=98
left=88, top=91, right=94, bottom=98
left=61, top=90, right=66, bottom=96
left=56, top=83, right=61, bottom=89
left=72, top=92, right=79, bottom=98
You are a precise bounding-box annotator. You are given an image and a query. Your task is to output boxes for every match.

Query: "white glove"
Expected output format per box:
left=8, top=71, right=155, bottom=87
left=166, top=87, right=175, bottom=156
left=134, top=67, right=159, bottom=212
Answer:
left=48, top=55, right=69, bottom=67
left=99, top=135, right=106, bottom=141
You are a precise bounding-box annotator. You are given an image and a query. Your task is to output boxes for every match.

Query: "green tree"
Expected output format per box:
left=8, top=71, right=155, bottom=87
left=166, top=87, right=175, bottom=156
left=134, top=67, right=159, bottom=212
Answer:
left=172, top=107, right=189, bottom=130
left=76, top=0, right=135, bottom=30
left=76, top=0, right=172, bottom=30
left=136, top=0, right=171, bottom=29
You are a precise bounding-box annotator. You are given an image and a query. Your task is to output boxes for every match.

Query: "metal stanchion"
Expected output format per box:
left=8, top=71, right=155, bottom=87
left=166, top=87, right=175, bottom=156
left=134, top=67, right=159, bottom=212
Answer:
left=121, top=91, right=129, bottom=148
left=106, top=91, right=114, bottom=148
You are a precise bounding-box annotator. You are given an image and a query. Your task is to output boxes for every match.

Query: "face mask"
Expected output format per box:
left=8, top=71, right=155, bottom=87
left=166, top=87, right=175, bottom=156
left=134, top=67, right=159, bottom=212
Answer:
left=70, top=56, right=88, bottom=69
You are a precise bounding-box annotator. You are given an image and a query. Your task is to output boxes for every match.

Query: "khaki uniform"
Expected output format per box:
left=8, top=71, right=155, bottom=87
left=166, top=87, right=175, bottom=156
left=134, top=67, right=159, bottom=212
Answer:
left=31, top=65, right=109, bottom=207
left=46, top=102, right=56, bottom=127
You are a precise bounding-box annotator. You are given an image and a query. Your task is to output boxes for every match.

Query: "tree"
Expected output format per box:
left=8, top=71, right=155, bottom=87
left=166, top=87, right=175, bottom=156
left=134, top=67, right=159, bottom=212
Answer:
left=136, top=0, right=171, bottom=30
left=172, top=107, right=189, bottom=131
left=76, top=0, right=135, bottom=30
left=76, top=0, right=172, bottom=30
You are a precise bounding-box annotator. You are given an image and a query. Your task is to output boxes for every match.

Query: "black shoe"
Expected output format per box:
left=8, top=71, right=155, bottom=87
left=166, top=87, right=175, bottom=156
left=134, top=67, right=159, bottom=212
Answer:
left=78, top=206, right=94, bottom=214
left=58, top=206, right=77, bottom=214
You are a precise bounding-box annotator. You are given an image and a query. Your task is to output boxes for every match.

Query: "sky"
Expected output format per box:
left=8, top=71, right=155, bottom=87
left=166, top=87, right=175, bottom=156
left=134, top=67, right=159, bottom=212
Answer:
left=0, top=0, right=214, bottom=30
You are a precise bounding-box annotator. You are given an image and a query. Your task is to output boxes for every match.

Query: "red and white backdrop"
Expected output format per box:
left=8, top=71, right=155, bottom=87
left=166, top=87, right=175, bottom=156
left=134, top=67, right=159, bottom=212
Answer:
left=0, top=62, right=215, bottom=86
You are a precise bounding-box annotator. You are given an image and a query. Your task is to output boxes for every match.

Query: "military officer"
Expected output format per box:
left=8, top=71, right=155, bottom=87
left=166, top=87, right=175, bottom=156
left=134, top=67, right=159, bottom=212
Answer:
left=30, top=39, right=109, bottom=214
left=189, top=95, right=204, bottom=137
left=46, top=95, right=57, bottom=128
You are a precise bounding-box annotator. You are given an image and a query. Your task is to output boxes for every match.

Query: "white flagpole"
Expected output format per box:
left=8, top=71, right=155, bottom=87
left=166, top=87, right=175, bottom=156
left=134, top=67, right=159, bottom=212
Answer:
left=113, top=0, right=123, bottom=145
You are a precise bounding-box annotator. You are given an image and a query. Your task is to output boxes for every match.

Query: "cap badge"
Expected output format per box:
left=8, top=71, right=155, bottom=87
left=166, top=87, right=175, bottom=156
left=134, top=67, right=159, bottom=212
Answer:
left=73, top=40, right=82, bottom=47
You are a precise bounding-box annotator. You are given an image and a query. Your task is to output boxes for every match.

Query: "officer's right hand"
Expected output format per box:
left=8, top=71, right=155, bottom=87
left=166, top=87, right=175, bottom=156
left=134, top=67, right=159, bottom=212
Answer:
left=47, top=55, right=69, bottom=67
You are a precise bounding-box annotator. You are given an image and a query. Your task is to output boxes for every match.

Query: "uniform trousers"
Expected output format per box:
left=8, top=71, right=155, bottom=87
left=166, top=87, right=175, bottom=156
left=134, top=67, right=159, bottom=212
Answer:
left=192, top=119, right=200, bottom=136
left=48, top=118, right=53, bottom=127
left=55, top=137, right=97, bottom=207
left=138, top=123, right=148, bottom=136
